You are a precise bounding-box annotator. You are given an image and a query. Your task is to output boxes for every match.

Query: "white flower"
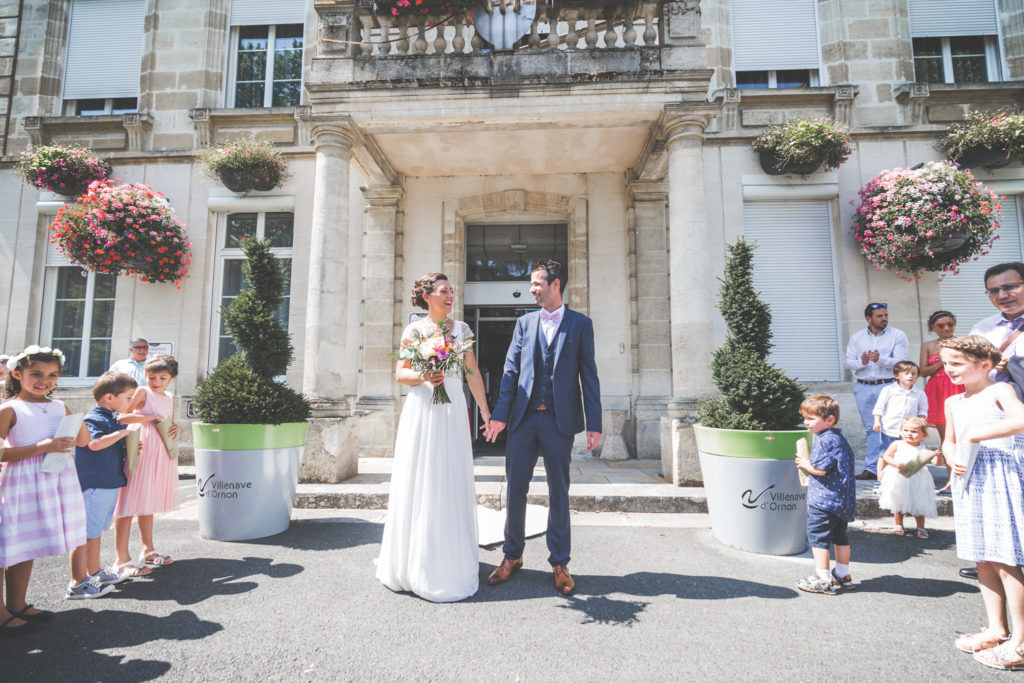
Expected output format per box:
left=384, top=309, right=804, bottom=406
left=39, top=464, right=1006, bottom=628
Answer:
left=6, top=345, right=66, bottom=370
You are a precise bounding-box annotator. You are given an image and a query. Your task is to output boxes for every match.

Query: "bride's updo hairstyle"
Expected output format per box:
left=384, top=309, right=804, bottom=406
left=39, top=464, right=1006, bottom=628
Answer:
left=411, top=273, right=449, bottom=310
left=939, top=335, right=1003, bottom=365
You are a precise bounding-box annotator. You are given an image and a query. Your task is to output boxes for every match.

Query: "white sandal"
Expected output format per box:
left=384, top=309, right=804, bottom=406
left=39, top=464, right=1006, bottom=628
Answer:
left=113, top=559, right=152, bottom=578
left=140, top=551, right=173, bottom=566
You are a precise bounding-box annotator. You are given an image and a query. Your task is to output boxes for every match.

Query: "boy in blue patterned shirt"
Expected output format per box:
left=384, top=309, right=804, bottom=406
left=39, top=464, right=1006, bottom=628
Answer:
left=795, top=393, right=857, bottom=595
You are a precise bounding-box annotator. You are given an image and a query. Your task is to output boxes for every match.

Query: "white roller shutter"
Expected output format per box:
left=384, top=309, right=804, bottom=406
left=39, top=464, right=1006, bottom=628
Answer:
left=731, top=0, right=820, bottom=71
left=46, top=240, right=72, bottom=267
left=744, top=201, right=842, bottom=381
left=940, top=197, right=1021, bottom=332
left=909, top=0, right=998, bottom=38
left=63, top=0, right=144, bottom=100
left=230, top=0, right=306, bottom=26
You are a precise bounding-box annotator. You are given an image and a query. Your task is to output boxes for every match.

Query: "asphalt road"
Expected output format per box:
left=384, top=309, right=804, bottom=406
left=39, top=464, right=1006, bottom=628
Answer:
left=0, top=507, right=1008, bottom=682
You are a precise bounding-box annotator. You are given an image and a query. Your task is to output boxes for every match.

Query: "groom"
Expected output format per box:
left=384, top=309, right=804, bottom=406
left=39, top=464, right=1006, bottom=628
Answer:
left=483, top=259, right=602, bottom=595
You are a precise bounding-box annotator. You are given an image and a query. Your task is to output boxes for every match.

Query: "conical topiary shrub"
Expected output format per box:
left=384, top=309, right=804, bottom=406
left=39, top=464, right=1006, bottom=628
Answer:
left=697, top=238, right=805, bottom=430
left=193, top=237, right=310, bottom=424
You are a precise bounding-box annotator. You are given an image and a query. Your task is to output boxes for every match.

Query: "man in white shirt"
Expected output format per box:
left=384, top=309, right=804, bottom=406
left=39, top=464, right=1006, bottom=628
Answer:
left=109, top=338, right=149, bottom=384
left=844, top=303, right=909, bottom=479
left=970, top=262, right=1024, bottom=381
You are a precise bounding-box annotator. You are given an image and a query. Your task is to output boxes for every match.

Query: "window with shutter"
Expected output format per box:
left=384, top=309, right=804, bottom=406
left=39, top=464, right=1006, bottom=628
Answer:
left=743, top=201, right=842, bottom=381
left=62, top=0, right=144, bottom=115
left=227, top=0, right=306, bottom=108
left=909, top=0, right=1001, bottom=83
left=939, top=197, right=1021, bottom=332
left=731, top=0, right=822, bottom=89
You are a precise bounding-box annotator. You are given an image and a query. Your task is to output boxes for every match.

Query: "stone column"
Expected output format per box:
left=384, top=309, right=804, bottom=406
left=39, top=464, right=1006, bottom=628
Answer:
left=661, top=107, right=716, bottom=485
left=303, top=123, right=357, bottom=412
left=628, top=180, right=671, bottom=459
left=356, top=185, right=403, bottom=458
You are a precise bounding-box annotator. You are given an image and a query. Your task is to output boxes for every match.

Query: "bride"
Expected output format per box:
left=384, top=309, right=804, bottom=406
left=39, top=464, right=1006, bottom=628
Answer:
left=375, top=273, right=491, bottom=602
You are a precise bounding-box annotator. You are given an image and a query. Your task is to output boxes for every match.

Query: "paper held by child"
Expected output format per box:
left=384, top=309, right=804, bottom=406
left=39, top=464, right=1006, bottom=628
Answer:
left=154, top=416, right=179, bottom=460
left=40, top=412, right=83, bottom=474
left=125, top=423, right=141, bottom=475
left=796, top=439, right=810, bottom=487
left=958, top=439, right=981, bottom=495
left=899, top=447, right=937, bottom=478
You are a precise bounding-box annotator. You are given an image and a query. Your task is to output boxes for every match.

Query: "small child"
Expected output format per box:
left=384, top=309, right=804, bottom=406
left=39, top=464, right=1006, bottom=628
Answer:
left=876, top=416, right=941, bottom=538
left=795, top=393, right=857, bottom=595
left=0, top=346, right=90, bottom=636
left=68, top=372, right=140, bottom=598
left=113, top=354, right=179, bottom=572
left=940, top=335, right=1024, bottom=670
left=873, top=360, right=929, bottom=457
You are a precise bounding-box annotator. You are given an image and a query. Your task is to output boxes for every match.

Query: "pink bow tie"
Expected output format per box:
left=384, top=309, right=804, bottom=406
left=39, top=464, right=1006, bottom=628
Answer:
left=540, top=310, right=561, bottom=324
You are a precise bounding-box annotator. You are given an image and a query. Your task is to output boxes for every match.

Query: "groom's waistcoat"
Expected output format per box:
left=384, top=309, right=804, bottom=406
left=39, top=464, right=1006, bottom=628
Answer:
left=526, top=321, right=558, bottom=414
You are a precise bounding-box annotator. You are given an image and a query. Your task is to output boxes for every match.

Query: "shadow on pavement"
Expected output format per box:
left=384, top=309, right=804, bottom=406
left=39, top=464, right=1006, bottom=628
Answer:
left=107, top=556, right=303, bottom=606
left=851, top=528, right=955, bottom=564
left=247, top=519, right=383, bottom=551
left=0, top=608, right=221, bottom=681
left=856, top=574, right=977, bottom=597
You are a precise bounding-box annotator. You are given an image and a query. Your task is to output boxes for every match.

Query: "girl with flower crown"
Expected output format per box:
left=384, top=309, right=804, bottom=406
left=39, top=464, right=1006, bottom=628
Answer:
left=0, top=346, right=91, bottom=638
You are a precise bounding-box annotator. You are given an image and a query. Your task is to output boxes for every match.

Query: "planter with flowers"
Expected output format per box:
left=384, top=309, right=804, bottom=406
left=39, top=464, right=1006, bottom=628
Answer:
left=372, top=0, right=477, bottom=17
left=47, top=179, right=192, bottom=286
left=752, top=117, right=852, bottom=176
left=939, top=110, right=1024, bottom=170
left=15, top=145, right=112, bottom=199
left=199, top=135, right=288, bottom=193
left=852, top=161, right=1002, bottom=281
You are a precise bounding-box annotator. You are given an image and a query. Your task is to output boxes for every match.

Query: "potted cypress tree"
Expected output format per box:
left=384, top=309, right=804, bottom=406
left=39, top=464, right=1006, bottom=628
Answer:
left=191, top=237, right=311, bottom=541
left=694, top=238, right=808, bottom=555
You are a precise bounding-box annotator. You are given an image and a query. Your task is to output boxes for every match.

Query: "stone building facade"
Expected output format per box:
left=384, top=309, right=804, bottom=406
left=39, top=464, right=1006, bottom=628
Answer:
left=1, top=0, right=1022, bottom=483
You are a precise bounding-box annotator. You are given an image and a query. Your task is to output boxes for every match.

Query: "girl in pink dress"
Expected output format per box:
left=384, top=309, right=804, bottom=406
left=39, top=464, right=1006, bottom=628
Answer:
left=113, top=354, right=179, bottom=573
left=919, top=310, right=964, bottom=493
left=0, top=346, right=89, bottom=637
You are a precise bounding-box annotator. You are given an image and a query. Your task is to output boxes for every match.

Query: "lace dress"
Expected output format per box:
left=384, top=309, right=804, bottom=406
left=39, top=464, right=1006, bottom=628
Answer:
left=947, top=391, right=1024, bottom=565
left=375, top=318, right=479, bottom=602
left=877, top=441, right=938, bottom=517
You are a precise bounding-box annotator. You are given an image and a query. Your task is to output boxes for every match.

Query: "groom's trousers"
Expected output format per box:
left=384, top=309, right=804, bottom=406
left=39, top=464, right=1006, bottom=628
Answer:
left=503, top=410, right=575, bottom=566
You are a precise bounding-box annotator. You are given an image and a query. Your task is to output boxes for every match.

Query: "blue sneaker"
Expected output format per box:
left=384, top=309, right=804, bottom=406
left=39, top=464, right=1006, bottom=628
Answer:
left=66, top=575, right=115, bottom=600
left=93, top=567, right=127, bottom=585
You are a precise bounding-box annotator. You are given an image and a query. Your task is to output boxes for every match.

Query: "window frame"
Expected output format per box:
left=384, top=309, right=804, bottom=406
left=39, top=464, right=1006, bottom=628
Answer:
left=209, top=211, right=295, bottom=370
left=735, top=69, right=821, bottom=90
left=913, top=35, right=1001, bottom=84
left=40, top=264, right=118, bottom=385
left=224, top=23, right=305, bottom=109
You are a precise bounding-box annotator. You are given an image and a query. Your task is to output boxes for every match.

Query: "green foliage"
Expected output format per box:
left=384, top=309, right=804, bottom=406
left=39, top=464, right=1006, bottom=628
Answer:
left=752, top=117, right=852, bottom=172
left=194, top=237, right=310, bottom=425
left=939, top=110, right=1024, bottom=162
left=197, top=134, right=289, bottom=190
left=697, top=238, right=805, bottom=431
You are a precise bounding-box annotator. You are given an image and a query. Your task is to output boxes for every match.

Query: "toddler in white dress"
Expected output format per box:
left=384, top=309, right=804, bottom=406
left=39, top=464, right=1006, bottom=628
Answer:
left=877, top=416, right=941, bottom=538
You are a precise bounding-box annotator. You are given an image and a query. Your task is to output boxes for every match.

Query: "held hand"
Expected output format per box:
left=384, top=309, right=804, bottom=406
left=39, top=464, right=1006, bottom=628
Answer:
left=870, top=350, right=881, bottom=362
left=483, top=419, right=506, bottom=443
left=952, top=460, right=967, bottom=477
left=586, top=431, right=602, bottom=452
left=39, top=436, right=75, bottom=453
left=872, top=424, right=881, bottom=433
left=423, top=370, right=445, bottom=387
left=861, top=351, right=870, bottom=366
left=931, top=449, right=945, bottom=467
left=897, top=463, right=908, bottom=474
left=168, top=423, right=179, bottom=439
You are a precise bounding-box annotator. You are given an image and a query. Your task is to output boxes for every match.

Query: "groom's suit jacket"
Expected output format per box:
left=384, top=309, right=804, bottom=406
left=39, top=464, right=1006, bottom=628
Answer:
left=491, top=307, right=602, bottom=437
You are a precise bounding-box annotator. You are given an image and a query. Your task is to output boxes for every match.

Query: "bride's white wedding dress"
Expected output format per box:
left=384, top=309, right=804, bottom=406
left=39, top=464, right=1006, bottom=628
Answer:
left=375, top=318, right=480, bottom=602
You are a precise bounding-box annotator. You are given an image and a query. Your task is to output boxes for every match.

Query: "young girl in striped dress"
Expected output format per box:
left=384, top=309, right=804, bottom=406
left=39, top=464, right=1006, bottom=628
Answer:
left=0, top=347, right=90, bottom=638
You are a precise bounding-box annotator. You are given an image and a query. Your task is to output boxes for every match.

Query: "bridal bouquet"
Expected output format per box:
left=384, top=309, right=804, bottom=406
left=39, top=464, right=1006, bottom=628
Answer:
left=398, top=319, right=472, bottom=405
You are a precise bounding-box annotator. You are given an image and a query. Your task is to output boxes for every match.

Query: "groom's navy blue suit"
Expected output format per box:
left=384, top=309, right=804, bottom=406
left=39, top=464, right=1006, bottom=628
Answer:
left=491, top=307, right=601, bottom=566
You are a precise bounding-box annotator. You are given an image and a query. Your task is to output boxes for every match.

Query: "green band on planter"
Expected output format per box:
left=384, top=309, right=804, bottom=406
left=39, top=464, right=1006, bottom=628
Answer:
left=693, top=424, right=811, bottom=460
left=192, top=421, right=308, bottom=451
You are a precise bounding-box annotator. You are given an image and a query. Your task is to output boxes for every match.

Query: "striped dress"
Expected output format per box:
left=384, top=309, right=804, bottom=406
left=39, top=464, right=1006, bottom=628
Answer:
left=0, top=399, right=86, bottom=567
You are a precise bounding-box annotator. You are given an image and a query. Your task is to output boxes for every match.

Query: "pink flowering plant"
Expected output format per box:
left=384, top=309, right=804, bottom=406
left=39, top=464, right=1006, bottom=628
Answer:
left=397, top=318, right=472, bottom=404
left=373, top=0, right=476, bottom=18
left=15, top=144, right=112, bottom=198
left=939, top=110, right=1024, bottom=164
left=752, top=117, right=852, bottom=172
left=198, top=134, right=288, bottom=191
left=47, top=179, right=192, bottom=286
left=852, top=161, right=1002, bottom=280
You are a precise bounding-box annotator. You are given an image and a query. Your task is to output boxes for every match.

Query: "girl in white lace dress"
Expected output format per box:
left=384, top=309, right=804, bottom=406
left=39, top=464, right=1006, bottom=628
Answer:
left=375, top=273, right=491, bottom=602
left=939, top=336, right=1024, bottom=670
left=876, top=417, right=939, bottom=538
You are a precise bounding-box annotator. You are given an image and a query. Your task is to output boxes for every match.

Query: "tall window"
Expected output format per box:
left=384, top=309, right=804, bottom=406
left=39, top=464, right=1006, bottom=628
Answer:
left=232, top=24, right=304, bottom=108
left=45, top=266, right=117, bottom=379
left=909, top=0, right=1000, bottom=84
left=731, top=0, right=823, bottom=89
left=62, top=0, right=143, bottom=115
left=214, top=212, right=294, bottom=362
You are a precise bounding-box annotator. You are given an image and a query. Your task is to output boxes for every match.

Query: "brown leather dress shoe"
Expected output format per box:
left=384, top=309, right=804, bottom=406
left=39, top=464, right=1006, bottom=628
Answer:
left=553, top=565, right=574, bottom=595
left=487, top=557, right=523, bottom=586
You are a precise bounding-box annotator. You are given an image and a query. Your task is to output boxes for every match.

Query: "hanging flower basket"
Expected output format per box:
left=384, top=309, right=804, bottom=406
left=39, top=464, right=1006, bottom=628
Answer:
left=14, top=145, right=112, bottom=198
left=47, top=179, right=192, bottom=286
left=372, top=0, right=476, bottom=17
left=198, top=134, right=288, bottom=193
left=939, top=110, right=1024, bottom=168
left=752, top=117, right=852, bottom=176
left=852, top=161, right=1002, bottom=281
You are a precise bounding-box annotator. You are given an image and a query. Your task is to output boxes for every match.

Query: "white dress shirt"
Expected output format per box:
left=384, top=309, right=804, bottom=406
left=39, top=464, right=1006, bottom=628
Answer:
left=872, top=383, right=928, bottom=436
left=844, top=326, right=909, bottom=381
left=971, top=312, right=1024, bottom=356
left=540, top=304, right=565, bottom=346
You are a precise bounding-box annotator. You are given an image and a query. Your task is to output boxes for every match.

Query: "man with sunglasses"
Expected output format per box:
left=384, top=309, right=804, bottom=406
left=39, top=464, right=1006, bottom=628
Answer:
left=109, top=338, right=150, bottom=384
left=844, top=303, right=909, bottom=480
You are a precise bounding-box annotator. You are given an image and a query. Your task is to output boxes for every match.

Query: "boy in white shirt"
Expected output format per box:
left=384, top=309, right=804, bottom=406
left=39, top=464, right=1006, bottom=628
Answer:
left=872, top=361, right=929, bottom=463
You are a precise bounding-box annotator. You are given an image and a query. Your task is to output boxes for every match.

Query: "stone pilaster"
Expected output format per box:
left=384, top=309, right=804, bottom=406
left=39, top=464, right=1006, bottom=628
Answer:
left=356, top=185, right=403, bottom=458
left=303, top=123, right=357, bottom=414
left=662, top=105, right=716, bottom=485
